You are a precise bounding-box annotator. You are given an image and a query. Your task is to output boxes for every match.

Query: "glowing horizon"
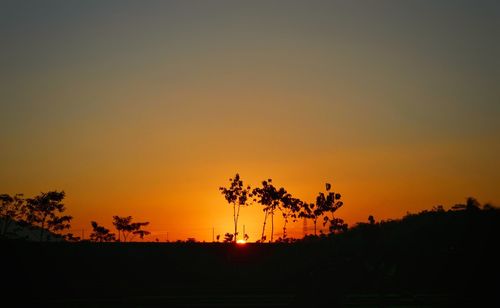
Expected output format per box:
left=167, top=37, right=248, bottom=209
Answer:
left=1, top=1, right=499, bottom=242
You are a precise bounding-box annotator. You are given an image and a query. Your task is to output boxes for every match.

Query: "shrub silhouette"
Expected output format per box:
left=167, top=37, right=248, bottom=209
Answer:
left=90, top=221, right=116, bottom=242
left=368, top=215, right=375, bottom=225
left=223, top=232, right=234, bottom=243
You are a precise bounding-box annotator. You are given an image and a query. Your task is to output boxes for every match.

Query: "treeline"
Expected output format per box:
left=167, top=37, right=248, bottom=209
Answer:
left=219, top=173, right=346, bottom=243
left=0, top=191, right=150, bottom=242
left=90, top=216, right=150, bottom=242
left=303, top=196, right=498, bottom=242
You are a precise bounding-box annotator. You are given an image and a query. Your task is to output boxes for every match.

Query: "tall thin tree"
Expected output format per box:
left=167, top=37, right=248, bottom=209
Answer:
left=252, top=179, right=287, bottom=242
left=219, top=174, right=251, bottom=242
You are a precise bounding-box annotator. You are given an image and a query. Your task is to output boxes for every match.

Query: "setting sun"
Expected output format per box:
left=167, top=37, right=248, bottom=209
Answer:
left=236, top=239, right=247, bottom=245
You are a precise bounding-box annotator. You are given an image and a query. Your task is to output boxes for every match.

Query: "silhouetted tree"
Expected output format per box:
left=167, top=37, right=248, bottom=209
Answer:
left=317, top=183, right=345, bottom=234
left=90, top=221, right=116, bottom=242
left=112, top=216, right=132, bottom=242
left=219, top=174, right=251, bottom=242
left=25, top=191, right=72, bottom=241
left=252, top=179, right=286, bottom=242
left=280, top=195, right=302, bottom=239
left=0, top=193, right=26, bottom=237
left=112, top=216, right=149, bottom=242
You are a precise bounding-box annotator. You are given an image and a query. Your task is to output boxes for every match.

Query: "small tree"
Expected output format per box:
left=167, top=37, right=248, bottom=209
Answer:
left=112, top=216, right=149, bottom=242
left=219, top=174, right=251, bottom=242
left=90, top=221, right=116, bottom=242
left=26, top=191, right=72, bottom=241
left=0, top=193, right=26, bottom=237
left=316, top=183, right=345, bottom=234
left=112, top=216, right=132, bottom=242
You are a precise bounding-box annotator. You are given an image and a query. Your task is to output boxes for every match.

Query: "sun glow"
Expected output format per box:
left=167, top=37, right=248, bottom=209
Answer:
left=236, top=239, right=247, bottom=245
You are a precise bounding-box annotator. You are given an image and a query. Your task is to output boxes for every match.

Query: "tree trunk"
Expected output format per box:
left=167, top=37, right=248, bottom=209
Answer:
left=270, top=210, right=274, bottom=242
left=235, top=203, right=241, bottom=242
left=233, top=203, right=237, bottom=242
left=261, top=210, right=268, bottom=241
left=283, top=216, right=287, bottom=239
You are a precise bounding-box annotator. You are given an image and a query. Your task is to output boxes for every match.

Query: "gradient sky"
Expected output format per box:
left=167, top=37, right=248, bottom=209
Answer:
left=1, top=0, right=499, bottom=241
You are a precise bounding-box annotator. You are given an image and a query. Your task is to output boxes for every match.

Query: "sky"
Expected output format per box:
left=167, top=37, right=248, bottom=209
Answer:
left=1, top=0, right=499, bottom=241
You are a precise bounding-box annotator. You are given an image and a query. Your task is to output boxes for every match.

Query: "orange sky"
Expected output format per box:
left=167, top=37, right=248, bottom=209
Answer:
left=1, top=1, right=499, bottom=241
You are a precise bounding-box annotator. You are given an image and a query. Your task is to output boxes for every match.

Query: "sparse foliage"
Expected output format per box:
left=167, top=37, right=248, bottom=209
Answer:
left=219, top=174, right=251, bottom=242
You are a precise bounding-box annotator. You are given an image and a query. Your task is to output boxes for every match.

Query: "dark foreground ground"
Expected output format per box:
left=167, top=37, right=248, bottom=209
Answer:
left=2, top=208, right=500, bottom=307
